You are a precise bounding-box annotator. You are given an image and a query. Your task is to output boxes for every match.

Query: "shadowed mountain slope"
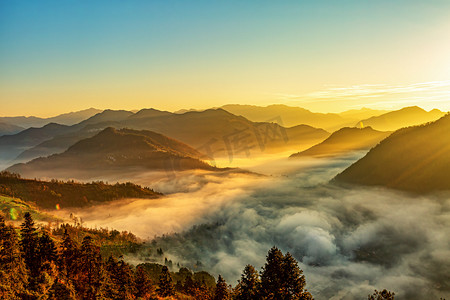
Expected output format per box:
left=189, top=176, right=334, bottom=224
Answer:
left=0, top=122, right=24, bottom=136
left=290, top=127, right=391, bottom=158
left=7, top=128, right=215, bottom=179
left=335, top=114, right=450, bottom=193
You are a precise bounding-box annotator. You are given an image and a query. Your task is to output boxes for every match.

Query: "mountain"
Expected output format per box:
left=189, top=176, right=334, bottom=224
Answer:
left=290, top=127, right=391, bottom=158
left=46, top=108, right=103, bottom=125
left=73, top=109, right=134, bottom=128
left=338, top=108, right=389, bottom=120
left=334, top=114, right=450, bottom=193
left=0, top=122, right=24, bottom=136
left=122, top=108, right=330, bottom=157
left=13, top=109, right=330, bottom=165
left=0, top=110, right=135, bottom=166
left=128, top=108, right=173, bottom=119
left=0, top=123, right=72, bottom=162
left=0, top=108, right=102, bottom=128
left=356, top=106, right=445, bottom=131
left=221, top=104, right=356, bottom=131
left=7, top=127, right=216, bottom=179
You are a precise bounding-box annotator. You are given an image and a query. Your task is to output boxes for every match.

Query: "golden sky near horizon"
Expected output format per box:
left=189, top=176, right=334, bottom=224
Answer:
left=1, top=1, right=449, bottom=117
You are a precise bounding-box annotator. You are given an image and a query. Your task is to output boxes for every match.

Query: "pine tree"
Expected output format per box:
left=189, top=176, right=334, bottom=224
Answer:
left=20, top=212, right=40, bottom=290
left=235, top=264, right=260, bottom=300
left=135, top=265, right=153, bottom=298
left=38, top=232, right=57, bottom=271
left=282, top=252, right=312, bottom=300
left=0, top=216, right=30, bottom=299
left=75, top=236, right=103, bottom=300
left=260, top=246, right=285, bottom=299
left=58, top=228, right=79, bottom=279
left=157, top=265, right=174, bottom=297
left=214, top=275, right=230, bottom=300
left=47, top=279, right=77, bottom=300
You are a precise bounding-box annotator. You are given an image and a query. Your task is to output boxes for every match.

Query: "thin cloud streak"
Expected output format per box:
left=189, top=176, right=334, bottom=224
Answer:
left=277, top=80, right=450, bottom=112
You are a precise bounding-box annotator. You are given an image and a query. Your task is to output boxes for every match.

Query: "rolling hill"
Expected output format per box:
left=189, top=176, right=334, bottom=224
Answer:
left=335, top=114, right=450, bottom=193
left=290, top=127, right=391, bottom=158
left=356, top=106, right=445, bottom=131
left=7, top=127, right=216, bottom=179
left=0, top=171, right=160, bottom=210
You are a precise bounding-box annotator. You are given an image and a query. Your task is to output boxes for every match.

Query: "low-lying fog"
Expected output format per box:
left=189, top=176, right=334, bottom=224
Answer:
left=55, top=153, right=450, bottom=300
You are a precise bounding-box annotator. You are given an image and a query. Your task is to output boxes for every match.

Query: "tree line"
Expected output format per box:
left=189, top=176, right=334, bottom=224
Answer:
left=0, top=213, right=395, bottom=299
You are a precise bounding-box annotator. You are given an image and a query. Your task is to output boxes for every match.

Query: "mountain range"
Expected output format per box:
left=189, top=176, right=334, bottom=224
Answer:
left=0, top=108, right=102, bottom=128
left=7, top=127, right=216, bottom=179
left=3, top=108, right=330, bottom=168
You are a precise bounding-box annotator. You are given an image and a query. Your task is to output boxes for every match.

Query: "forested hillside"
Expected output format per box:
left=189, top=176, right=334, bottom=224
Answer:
left=0, top=171, right=161, bottom=210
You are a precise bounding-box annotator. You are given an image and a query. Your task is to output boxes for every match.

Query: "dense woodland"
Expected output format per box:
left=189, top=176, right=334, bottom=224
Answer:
left=0, top=171, right=161, bottom=210
left=0, top=213, right=396, bottom=299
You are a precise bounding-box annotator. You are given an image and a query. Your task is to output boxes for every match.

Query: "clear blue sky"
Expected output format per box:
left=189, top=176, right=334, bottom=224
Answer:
left=1, top=0, right=449, bottom=116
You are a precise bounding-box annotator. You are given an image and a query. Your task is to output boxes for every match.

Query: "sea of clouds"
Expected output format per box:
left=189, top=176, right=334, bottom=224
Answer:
left=58, top=155, right=450, bottom=300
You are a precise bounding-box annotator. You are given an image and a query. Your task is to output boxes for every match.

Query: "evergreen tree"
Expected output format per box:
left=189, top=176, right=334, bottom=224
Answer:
left=75, top=236, right=103, bottom=300
left=20, top=212, right=40, bottom=290
left=157, top=265, right=174, bottom=297
left=47, top=279, right=77, bottom=300
left=282, top=252, right=312, bottom=300
left=58, top=228, right=79, bottom=279
left=0, top=216, right=29, bottom=299
left=235, top=264, right=260, bottom=300
left=38, top=232, right=57, bottom=271
left=214, top=275, right=230, bottom=300
left=368, top=289, right=395, bottom=300
left=134, top=266, right=153, bottom=299
left=260, top=246, right=285, bottom=299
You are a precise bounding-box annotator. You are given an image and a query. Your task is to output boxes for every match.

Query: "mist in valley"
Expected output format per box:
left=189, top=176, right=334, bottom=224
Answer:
left=54, top=154, right=450, bottom=300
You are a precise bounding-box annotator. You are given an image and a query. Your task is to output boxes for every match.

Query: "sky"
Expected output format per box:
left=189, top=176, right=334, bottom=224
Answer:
left=1, top=0, right=449, bottom=117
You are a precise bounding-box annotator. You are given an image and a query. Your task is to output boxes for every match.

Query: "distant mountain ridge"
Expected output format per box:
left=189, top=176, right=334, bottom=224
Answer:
left=290, top=127, right=391, bottom=158
left=221, top=104, right=353, bottom=131
left=356, top=106, right=445, bottom=131
left=0, top=108, right=102, bottom=128
left=335, top=113, right=450, bottom=193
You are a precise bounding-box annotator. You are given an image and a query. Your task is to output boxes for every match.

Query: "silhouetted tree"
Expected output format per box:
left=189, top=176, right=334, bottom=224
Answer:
left=260, top=246, right=285, bottom=299
left=157, top=265, right=174, bottom=297
left=368, top=289, right=395, bottom=300
left=214, top=275, right=230, bottom=300
left=260, top=247, right=313, bottom=300
left=20, top=212, right=40, bottom=290
left=282, top=252, right=312, bottom=300
left=235, top=264, right=260, bottom=300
